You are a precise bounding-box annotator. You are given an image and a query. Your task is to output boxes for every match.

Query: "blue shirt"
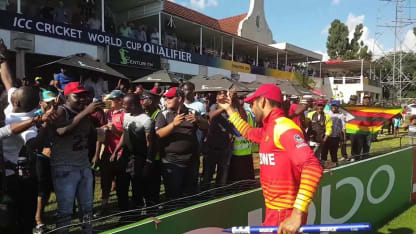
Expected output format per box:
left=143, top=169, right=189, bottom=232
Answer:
left=54, top=73, right=73, bottom=90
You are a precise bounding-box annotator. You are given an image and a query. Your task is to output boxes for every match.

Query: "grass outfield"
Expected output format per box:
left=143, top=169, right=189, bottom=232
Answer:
left=377, top=205, right=416, bottom=233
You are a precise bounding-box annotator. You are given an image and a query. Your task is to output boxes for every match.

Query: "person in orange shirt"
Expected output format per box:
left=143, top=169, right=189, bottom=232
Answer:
left=218, top=84, right=323, bottom=234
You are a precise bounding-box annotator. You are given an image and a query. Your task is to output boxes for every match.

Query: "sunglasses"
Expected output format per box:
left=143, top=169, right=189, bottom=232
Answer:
left=141, top=96, right=151, bottom=100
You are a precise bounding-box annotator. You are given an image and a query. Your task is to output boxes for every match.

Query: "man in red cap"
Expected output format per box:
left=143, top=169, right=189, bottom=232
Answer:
left=48, top=82, right=102, bottom=233
left=218, top=84, right=323, bottom=234
left=155, top=87, right=206, bottom=199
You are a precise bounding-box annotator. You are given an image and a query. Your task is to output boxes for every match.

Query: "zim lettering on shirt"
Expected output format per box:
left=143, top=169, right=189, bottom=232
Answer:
left=260, top=153, right=276, bottom=166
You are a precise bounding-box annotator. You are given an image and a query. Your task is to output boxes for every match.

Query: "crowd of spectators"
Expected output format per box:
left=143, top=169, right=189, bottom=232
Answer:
left=15, top=0, right=108, bottom=31
left=0, top=39, right=406, bottom=234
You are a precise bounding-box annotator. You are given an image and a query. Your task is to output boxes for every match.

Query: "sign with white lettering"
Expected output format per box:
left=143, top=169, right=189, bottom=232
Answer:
left=109, top=46, right=160, bottom=70
left=0, top=10, right=194, bottom=64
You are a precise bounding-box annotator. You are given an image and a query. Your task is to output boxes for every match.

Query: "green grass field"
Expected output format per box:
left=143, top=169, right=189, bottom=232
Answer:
left=377, top=205, right=416, bottom=233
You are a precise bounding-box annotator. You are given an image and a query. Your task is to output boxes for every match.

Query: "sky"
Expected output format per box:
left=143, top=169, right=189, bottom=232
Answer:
left=168, top=0, right=416, bottom=60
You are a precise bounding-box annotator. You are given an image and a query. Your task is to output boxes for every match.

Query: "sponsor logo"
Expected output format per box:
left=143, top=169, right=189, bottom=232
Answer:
left=146, top=77, right=162, bottom=81
left=296, top=143, right=308, bottom=148
left=201, top=85, right=225, bottom=90
left=294, top=134, right=304, bottom=143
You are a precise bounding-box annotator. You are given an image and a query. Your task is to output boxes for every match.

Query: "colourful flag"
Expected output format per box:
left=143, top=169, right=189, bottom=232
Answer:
left=340, top=106, right=403, bottom=134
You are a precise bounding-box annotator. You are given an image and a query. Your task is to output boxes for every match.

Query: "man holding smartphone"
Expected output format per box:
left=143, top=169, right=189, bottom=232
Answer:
left=155, top=87, right=205, bottom=199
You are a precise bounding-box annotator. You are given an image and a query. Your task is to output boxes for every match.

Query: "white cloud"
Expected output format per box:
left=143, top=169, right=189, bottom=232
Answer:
left=344, top=13, right=385, bottom=58
left=345, top=13, right=365, bottom=40
left=400, top=29, right=416, bottom=52
left=190, top=0, right=218, bottom=10
left=314, top=50, right=330, bottom=61
left=321, top=24, right=330, bottom=35
left=332, top=0, right=341, bottom=5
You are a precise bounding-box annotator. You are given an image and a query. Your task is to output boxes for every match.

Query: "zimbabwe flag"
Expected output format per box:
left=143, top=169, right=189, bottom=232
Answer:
left=340, top=106, right=403, bottom=134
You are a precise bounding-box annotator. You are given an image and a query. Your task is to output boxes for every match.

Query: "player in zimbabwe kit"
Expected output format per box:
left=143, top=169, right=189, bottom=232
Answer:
left=218, top=84, right=323, bottom=234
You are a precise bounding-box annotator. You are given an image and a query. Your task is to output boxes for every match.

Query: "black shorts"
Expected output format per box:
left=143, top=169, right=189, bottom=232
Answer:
left=36, top=156, right=53, bottom=197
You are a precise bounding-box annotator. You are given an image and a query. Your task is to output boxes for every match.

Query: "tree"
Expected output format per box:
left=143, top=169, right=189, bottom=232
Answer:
left=327, top=21, right=372, bottom=60
left=345, top=24, right=363, bottom=59
left=326, top=20, right=349, bottom=60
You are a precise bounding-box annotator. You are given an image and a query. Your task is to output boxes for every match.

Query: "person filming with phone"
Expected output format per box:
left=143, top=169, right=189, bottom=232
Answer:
left=155, top=87, right=205, bottom=199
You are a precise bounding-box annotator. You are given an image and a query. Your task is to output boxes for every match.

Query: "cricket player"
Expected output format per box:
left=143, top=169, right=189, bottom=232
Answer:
left=218, top=84, right=323, bottom=234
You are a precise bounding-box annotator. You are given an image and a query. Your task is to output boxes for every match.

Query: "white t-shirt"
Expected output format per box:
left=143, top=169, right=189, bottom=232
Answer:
left=123, top=113, right=152, bottom=133
left=3, top=87, right=38, bottom=176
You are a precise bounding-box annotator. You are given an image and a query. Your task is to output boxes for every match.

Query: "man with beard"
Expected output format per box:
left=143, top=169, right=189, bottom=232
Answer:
left=218, top=84, right=323, bottom=234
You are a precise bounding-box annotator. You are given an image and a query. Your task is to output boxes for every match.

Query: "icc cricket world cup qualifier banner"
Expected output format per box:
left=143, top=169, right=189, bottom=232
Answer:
left=0, top=10, right=295, bottom=79
left=104, top=147, right=416, bottom=234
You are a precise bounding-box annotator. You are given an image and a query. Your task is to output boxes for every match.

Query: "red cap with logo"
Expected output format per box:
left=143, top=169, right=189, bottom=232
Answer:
left=164, top=87, right=179, bottom=98
left=244, top=84, right=283, bottom=103
left=64, top=82, right=88, bottom=96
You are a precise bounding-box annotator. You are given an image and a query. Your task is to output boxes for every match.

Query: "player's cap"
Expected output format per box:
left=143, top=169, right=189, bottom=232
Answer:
left=244, top=84, right=282, bottom=103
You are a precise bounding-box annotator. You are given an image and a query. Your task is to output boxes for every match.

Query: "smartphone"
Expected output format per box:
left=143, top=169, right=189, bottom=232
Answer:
left=182, top=107, right=189, bottom=115
left=93, top=96, right=102, bottom=103
left=104, top=100, right=112, bottom=109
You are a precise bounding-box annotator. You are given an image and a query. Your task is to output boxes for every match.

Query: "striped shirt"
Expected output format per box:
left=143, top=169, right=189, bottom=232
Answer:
left=228, top=109, right=323, bottom=214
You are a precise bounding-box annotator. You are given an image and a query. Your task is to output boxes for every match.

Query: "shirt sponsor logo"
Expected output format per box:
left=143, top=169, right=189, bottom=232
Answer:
left=296, top=143, right=308, bottom=149
left=294, top=134, right=304, bottom=143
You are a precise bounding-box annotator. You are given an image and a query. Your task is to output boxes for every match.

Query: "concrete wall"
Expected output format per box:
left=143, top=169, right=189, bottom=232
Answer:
left=239, top=0, right=274, bottom=45
left=0, top=29, right=11, bottom=48
left=322, top=77, right=382, bottom=103
left=168, top=59, right=199, bottom=76
left=34, top=35, right=98, bottom=58
left=207, top=66, right=231, bottom=77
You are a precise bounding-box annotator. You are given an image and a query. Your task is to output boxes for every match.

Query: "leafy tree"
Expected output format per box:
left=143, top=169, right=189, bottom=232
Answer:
left=326, top=20, right=349, bottom=60
left=327, top=21, right=372, bottom=60
left=345, top=24, right=363, bottom=59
